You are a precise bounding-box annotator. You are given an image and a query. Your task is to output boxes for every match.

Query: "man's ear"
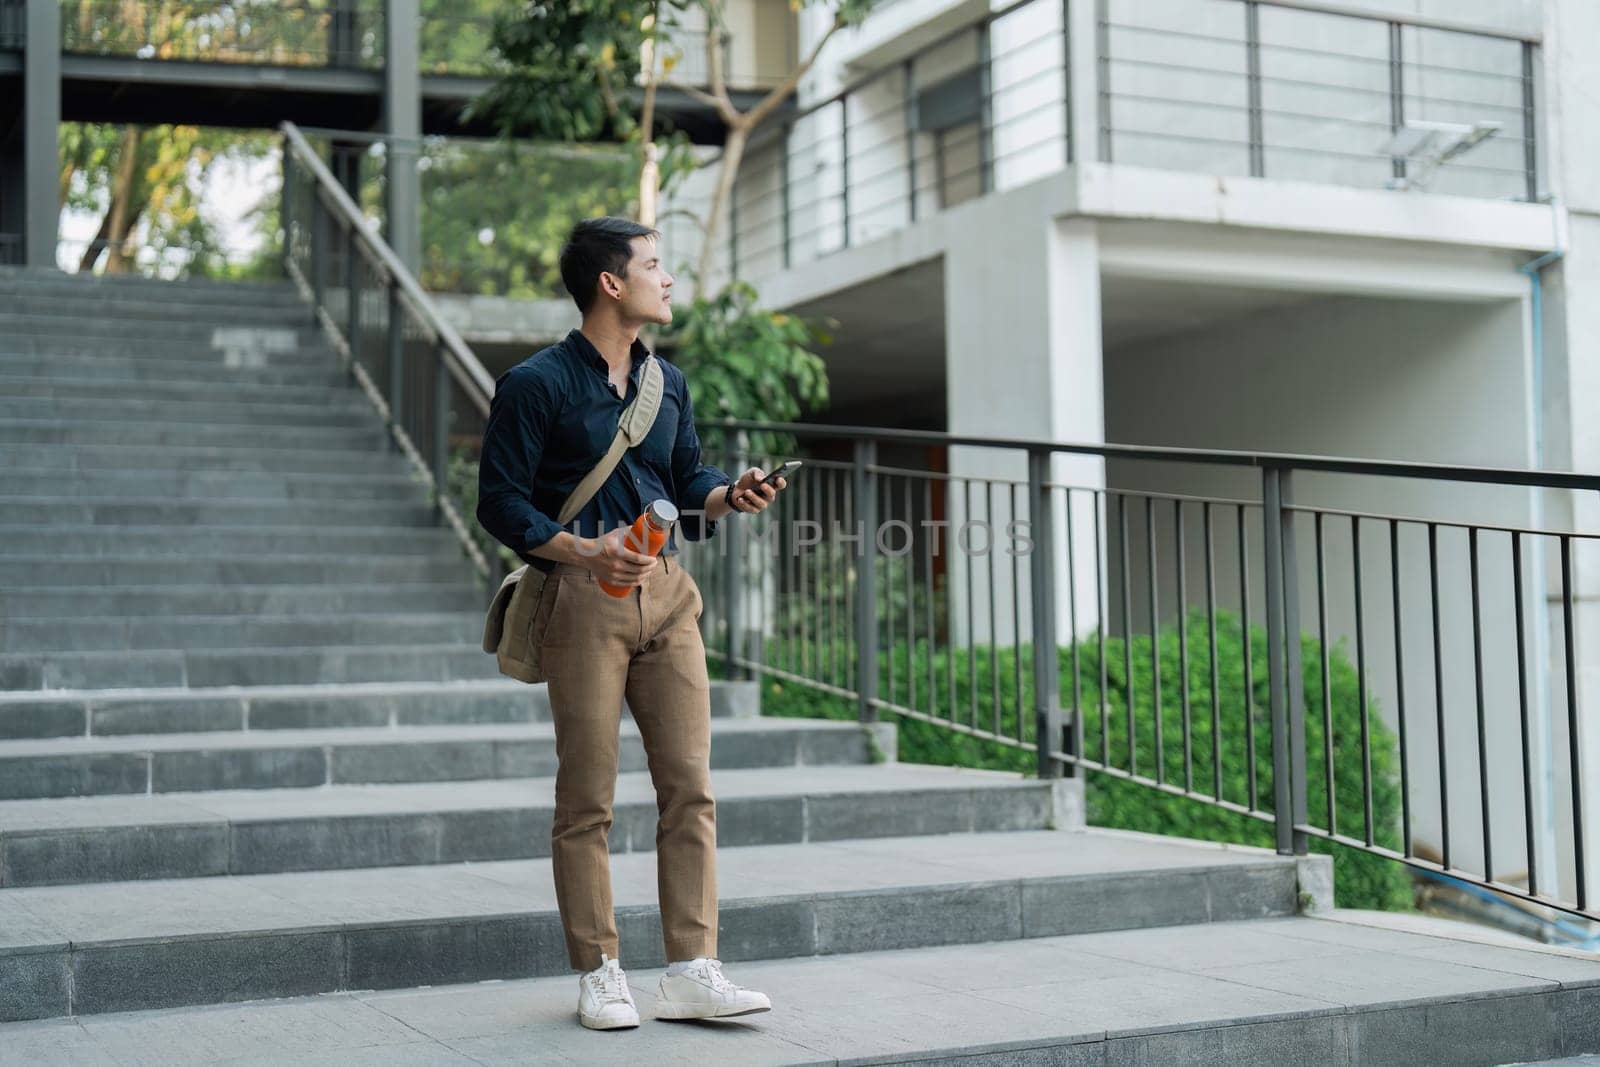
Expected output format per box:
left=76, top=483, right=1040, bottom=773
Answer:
left=599, top=270, right=623, bottom=301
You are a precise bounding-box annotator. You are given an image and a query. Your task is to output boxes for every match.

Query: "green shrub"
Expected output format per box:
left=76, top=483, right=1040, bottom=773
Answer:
left=710, top=609, right=1414, bottom=912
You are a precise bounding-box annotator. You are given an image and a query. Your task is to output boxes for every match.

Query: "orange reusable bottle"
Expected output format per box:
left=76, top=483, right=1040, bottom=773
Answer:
left=598, top=499, right=678, bottom=598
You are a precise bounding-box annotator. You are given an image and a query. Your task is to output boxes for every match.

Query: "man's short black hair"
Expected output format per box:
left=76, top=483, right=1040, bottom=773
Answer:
left=558, top=216, right=662, bottom=314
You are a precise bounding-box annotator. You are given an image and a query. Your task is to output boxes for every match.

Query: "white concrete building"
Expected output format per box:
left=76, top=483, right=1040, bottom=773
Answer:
left=693, top=0, right=1597, bottom=914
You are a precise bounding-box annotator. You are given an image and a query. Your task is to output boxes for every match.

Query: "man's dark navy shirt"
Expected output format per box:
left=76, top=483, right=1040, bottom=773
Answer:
left=476, top=329, right=733, bottom=574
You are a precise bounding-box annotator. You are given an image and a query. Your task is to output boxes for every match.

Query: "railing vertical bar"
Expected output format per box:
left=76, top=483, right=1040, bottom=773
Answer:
left=885, top=476, right=897, bottom=707
left=978, top=21, right=994, bottom=194
left=1429, top=522, right=1450, bottom=871
left=988, top=480, right=1001, bottom=740
left=1096, top=489, right=1110, bottom=768
left=1096, top=0, right=1112, bottom=162
left=1520, top=41, right=1538, bottom=203
left=1146, top=495, right=1163, bottom=785
left=1119, top=492, right=1136, bottom=775
left=1239, top=505, right=1257, bottom=810
left=780, top=121, right=793, bottom=269
left=966, top=478, right=978, bottom=733
left=1067, top=486, right=1084, bottom=768
left=840, top=98, right=851, bottom=249
left=1392, top=518, right=1413, bottom=858
left=905, top=476, right=917, bottom=711
left=924, top=478, right=939, bottom=723
left=1012, top=482, right=1025, bottom=746
left=1316, top=513, right=1334, bottom=834
left=1029, top=451, right=1062, bottom=775
left=431, top=354, right=449, bottom=500
left=1512, top=530, right=1538, bottom=897
left=1176, top=498, right=1192, bottom=792
left=904, top=60, right=919, bottom=224
left=1561, top=535, right=1587, bottom=910
left=1245, top=0, right=1264, bottom=177
left=854, top=439, right=878, bottom=722
left=1388, top=20, right=1406, bottom=184
left=1470, top=526, right=1493, bottom=880
left=1354, top=515, right=1372, bottom=846
left=1263, top=468, right=1291, bottom=854
left=1280, top=471, right=1308, bottom=853
left=1205, top=501, right=1222, bottom=800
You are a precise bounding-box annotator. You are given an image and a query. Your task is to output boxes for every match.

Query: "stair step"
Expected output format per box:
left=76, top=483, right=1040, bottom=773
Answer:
left=0, top=314, right=324, bottom=346
left=0, top=554, right=477, bottom=589
left=0, top=354, right=346, bottom=387
left=0, top=470, right=425, bottom=503
left=3, top=442, right=414, bottom=477
left=0, top=268, right=302, bottom=307
left=0, top=828, right=1311, bottom=1020
left=12, top=910, right=1592, bottom=1062
left=0, top=395, right=373, bottom=428
left=0, top=611, right=482, bottom=654
left=0, top=373, right=361, bottom=405
left=0, top=640, right=498, bottom=690
left=0, top=679, right=758, bottom=741
left=0, top=524, right=458, bottom=556
left=0, top=716, right=874, bottom=799
left=0, top=417, right=385, bottom=449
left=0, top=293, right=312, bottom=326
left=0, top=497, right=436, bottom=529
left=0, top=763, right=1056, bottom=887
left=0, top=582, right=481, bottom=620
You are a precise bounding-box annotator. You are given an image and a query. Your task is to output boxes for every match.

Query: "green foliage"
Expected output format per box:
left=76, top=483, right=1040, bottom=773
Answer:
left=59, top=122, right=279, bottom=278
left=663, top=280, right=831, bottom=453
left=711, top=610, right=1415, bottom=912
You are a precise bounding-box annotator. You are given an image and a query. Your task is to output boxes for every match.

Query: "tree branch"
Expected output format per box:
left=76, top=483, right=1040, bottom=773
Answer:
left=745, top=12, right=845, bottom=131
left=663, top=78, right=739, bottom=124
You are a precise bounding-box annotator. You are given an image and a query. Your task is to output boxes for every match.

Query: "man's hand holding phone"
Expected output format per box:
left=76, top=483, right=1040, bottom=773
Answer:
left=728, top=460, right=800, bottom=515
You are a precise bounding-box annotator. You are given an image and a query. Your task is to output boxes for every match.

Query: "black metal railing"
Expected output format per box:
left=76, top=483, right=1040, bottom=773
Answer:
left=730, top=0, right=1540, bottom=276
left=682, top=419, right=1598, bottom=925
left=279, top=120, right=501, bottom=578
left=61, top=0, right=384, bottom=68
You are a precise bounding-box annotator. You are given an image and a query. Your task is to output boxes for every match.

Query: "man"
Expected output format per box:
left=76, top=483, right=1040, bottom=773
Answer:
left=476, top=216, right=788, bottom=1031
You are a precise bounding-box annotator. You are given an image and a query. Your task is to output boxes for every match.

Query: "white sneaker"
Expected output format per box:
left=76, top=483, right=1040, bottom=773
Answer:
left=655, top=957, right=773, bottom=1020
left=577, top=953, right=640, bottom=1030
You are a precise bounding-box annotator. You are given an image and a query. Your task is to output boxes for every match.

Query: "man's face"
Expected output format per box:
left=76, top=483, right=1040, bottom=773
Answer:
left=607, top=235, right=673, bottom=326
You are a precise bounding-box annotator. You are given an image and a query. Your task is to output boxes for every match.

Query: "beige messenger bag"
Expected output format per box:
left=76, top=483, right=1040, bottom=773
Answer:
left=481, top=355, right=665, bottom=683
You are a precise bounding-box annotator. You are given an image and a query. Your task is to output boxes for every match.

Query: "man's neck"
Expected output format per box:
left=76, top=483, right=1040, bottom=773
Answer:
left=578, top=318, right=640, bottom=375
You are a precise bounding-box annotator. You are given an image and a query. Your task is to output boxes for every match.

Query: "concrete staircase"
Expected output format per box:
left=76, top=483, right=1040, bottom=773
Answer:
left=2, top=269, right=1599, bottom=1064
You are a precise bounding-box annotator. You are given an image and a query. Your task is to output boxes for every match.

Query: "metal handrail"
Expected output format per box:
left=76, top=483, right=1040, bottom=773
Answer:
left=280, top=121, right=495, bottom=412
left=708, top=418, right=1600, bottom=492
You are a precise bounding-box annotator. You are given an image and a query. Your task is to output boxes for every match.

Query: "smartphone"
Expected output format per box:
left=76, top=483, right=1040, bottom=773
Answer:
left=762, top=460, right=803, bottom=487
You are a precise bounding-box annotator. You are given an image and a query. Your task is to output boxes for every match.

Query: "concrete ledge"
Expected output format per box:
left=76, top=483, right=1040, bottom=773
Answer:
left=1297, top=854, right=1335, bottom=915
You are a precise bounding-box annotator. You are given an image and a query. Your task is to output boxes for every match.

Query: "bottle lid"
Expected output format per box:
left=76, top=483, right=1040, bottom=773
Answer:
left=645, top=499, right=679, bottom=527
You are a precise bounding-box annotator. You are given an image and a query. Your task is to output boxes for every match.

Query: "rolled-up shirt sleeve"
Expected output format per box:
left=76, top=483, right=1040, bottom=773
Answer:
left=670, top=374, right=731, bottom=542
left=477, top=368, right=567, bottom=559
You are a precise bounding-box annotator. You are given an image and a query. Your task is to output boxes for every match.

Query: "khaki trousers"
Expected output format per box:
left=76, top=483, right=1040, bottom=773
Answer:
left=538, top=554, right=718, bottom=972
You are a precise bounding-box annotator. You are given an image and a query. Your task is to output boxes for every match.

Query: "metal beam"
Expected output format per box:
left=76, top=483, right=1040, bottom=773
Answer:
left=23, top=0, right=60, bottom=268
left=384, top=0, right=422, bottom=272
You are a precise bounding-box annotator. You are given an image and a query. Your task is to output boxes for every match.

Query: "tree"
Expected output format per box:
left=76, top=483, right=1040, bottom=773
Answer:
left=60, top=123, right=279, bottom=278
left=473, top=0, right=871, bottom=426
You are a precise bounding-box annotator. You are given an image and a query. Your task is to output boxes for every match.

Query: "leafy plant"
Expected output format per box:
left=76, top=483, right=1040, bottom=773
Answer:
left=710, top=610, right=1415, bottom=912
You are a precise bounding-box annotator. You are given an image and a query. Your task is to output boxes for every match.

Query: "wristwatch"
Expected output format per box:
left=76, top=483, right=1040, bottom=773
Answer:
left=723, top=481, right=748, bottom=513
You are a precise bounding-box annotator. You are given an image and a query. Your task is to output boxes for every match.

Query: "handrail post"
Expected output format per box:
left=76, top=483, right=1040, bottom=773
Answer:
left=386, top=286, right=405, bottom=451
left=722, top=428, right=749, bottom=680
left=1029, top=450, right=1066, bottom=779
left=1263, top=465, right=1307, bottom=855
left=432, top=354, right=450, bottom=503
left=854, top=438, right=879, bottom=723
left=280, top=150, right=295, bottom=281
left=310, top=190, right=328, bottom=313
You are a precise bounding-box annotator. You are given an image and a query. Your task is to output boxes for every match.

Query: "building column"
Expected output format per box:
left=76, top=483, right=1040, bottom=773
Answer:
left=23, top=0, right=60, bottom=268
left=384, top=0, right=421, bottom=272
left=945, top=201, right=1104, bottom=656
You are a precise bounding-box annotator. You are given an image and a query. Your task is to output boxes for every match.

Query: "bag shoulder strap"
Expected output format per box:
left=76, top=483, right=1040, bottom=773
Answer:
left=553, top=355, right=665, bottom=526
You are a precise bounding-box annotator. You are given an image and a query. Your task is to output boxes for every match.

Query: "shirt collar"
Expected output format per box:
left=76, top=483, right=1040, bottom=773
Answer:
left=567, top=329, right=651, bottom=377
